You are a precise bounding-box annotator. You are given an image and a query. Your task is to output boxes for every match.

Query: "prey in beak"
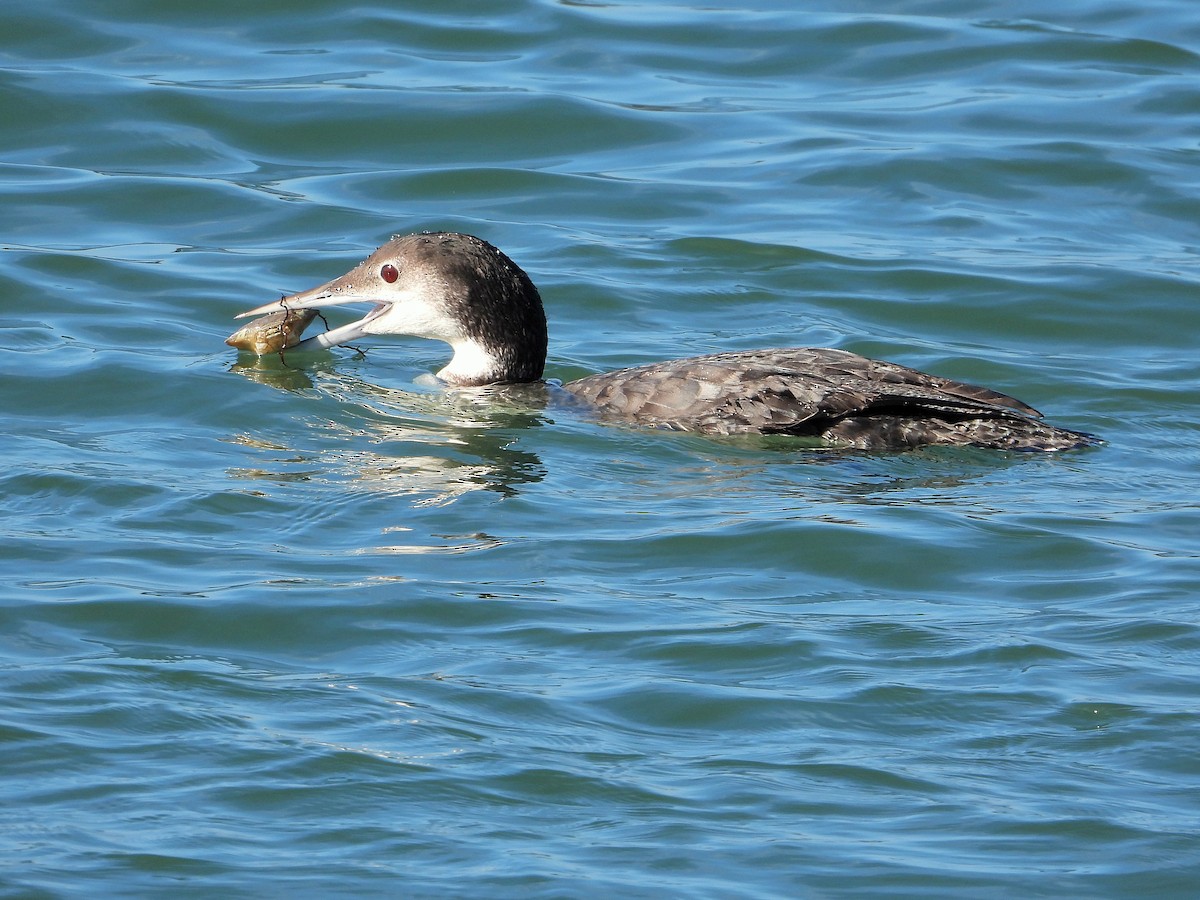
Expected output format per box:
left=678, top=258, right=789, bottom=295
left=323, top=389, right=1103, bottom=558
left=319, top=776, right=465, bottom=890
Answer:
left=225, top=306, right=321, bottom=355
left=229, top=251, right=404, bottom=355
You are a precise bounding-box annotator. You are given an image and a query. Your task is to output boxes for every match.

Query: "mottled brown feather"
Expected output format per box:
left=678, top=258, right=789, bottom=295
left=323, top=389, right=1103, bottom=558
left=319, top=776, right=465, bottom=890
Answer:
left=564, top=348, right=1096, bottom=451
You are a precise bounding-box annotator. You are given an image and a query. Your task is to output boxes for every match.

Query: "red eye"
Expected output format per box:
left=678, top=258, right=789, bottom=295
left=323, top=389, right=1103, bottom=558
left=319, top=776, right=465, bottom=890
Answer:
left=380, top=264, right=398, bottom=283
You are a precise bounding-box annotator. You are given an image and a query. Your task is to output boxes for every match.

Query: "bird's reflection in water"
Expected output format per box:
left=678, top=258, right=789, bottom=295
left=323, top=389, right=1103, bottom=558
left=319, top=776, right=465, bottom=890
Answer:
left=227, top=357, right=550, bottom=505
left=230, top=355, right=320, bottom=392
left=227, top=357, right=1029, bottom=519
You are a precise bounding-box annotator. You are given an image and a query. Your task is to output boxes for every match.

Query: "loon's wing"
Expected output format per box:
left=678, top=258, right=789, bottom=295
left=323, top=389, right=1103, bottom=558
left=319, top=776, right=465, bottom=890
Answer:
left=563, top=348, right=1032, bottom=432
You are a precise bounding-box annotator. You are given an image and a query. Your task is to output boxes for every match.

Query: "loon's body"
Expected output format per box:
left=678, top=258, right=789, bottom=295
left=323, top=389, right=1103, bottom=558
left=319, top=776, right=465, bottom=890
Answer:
left=235, top=232, right=1097, bottom=452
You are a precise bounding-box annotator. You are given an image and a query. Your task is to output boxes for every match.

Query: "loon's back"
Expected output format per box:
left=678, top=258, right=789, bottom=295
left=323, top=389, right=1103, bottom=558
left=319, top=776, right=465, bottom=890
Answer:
left=564, top=347, right=1097, bottom=451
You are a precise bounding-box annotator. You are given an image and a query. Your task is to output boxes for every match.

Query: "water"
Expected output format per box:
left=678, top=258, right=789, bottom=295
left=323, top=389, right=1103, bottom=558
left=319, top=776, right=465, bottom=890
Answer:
left=3, top=1, right=1200, bottom=896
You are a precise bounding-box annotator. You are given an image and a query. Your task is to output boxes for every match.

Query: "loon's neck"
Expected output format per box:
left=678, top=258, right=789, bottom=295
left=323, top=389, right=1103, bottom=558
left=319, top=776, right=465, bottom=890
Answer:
left=437, top=335, right=547, bottom=386
left=437, top=338, right=508, bottom=386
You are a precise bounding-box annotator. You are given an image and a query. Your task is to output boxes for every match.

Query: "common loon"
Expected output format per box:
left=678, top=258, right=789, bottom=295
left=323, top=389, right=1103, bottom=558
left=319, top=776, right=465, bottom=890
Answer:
left=234, top=231, right=1098, bottom=451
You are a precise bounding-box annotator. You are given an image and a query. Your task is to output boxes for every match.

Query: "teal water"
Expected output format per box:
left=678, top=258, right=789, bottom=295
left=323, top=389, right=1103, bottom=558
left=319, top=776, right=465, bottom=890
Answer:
left=3, top=1, right=1200, bottom=896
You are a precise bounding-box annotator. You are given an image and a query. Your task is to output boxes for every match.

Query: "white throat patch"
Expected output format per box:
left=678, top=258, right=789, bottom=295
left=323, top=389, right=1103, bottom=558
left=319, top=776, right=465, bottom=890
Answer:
left=437, top=338, right=502, bottom=385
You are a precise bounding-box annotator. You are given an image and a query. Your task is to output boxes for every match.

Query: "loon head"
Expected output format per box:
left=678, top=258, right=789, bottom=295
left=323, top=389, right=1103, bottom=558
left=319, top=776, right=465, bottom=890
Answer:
left=236, top=232, right=548, bottom=385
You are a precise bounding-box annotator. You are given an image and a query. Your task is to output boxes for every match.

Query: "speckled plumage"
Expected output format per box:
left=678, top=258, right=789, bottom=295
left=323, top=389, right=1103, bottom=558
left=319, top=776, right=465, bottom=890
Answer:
left=563, top=348, right=1096, bottom=451
left=235, top=232, right=1098, bottom=452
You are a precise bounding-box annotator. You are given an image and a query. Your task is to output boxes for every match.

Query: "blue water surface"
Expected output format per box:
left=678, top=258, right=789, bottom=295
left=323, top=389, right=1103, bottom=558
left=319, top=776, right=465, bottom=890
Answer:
left=3, top=1, right=1200, bottom=897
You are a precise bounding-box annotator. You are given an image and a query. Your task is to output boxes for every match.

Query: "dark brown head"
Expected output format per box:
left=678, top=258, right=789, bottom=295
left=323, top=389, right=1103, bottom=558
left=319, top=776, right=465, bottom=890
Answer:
left=237, top=232, right=548, bottom=384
